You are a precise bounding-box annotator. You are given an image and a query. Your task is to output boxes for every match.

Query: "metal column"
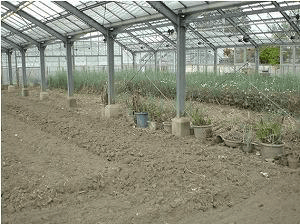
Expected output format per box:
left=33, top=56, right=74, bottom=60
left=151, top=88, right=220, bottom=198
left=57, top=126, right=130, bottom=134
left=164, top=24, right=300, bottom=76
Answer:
left=1, top=59, right=3, bottom=85
left=176, top=18, right=186, bottom=117
left=205, top=49, right=208, bottom=75
left=7, top=50, right=13, bottom=85
left=39, top=45, right=47, bottom=92
left=293, top=46, right=296, bottom=75
left=255, top=47, right=259, bottom=74
left=154, top=52, right=158, bottom=72
left=132, top=52, right=136, bottom=70
left=174, top=50, right=176, bottom=73
left=121, top=46, right=123, bottom=71
left=66, top=39, right=74, bottom=97
left=107, top=33, right=115, bottom=105
left=214, top=49, right=218, bottom=75
left=20, top=49, right=27, bottom=88
left=15, top=51, right=19, bottom=87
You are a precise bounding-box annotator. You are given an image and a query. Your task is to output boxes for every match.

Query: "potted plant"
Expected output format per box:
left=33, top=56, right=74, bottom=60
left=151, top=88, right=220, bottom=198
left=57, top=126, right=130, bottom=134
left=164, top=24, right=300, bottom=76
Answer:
left=134, top=102, right=149, bottom=128
left=255, top=118, right=284, bottom=159
left=191, top=108, right=213, bottom=139
left=221, top=119, right=243, bottom=148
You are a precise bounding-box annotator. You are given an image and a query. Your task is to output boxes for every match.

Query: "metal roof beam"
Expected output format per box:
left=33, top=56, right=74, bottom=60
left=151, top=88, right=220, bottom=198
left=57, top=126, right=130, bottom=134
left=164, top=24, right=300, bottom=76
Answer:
left=54, top=1, right=133, bottom=53
left=54, top=1, right=108, bottom=36
left=187, top=25, right=216, bottom=50
left=217, top=9, right=258, bottom=48
left=187, top=4, right=300, bottom=23
left=272, top=1, right=300, bottom=37
left=127, top=31, right=155, bottom=52
left=145, top=22, right=176, bottom=48
left=2, top=36, right=24, bottom=51
left=147, top=1, right=179, bottom=26
left=1, top=21, right=40, bottom=46
left=1, top=47, right=10, bottom=52
left=2, top=1, right=66, bottom=42
left=1, top=1, right=66, bottom=42
left=185, top=1, right=262, bottom=20
left=1, top=1, right=28, bottom=18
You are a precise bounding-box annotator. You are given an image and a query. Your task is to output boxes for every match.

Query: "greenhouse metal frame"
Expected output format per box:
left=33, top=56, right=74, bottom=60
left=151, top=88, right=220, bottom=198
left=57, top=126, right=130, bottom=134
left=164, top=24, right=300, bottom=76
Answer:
left=1, top=1, right=300, bottom=116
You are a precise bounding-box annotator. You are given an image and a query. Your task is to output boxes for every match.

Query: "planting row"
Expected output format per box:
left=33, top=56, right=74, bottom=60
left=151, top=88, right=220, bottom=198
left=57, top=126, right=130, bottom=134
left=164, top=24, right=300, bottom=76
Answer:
left=48, top=70, right=300, bottom=115
left=122, top=92, right=299, bottom=166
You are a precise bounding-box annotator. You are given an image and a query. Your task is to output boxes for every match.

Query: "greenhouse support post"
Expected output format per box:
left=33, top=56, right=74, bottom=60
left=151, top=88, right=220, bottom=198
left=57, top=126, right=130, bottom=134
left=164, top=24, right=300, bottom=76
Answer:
left=20, top=49, right=27, bottom=88
left=107, top=33, right=115, bottom=105
left=154, top=51, right=158, bottom=72
left=293, top=46, right=296, bottom=75
left=7, top=50, right=13, bottom=85
left=132, top=52, right=136, bottom=70
left=280, top=46, right=283, bottom=74
left=214, top=49, right=217, bottom=75
left=255, top=47, right=259, bottom=74
left=15, top=50, right=19, bottom=87
left=66, top=39, right=74, bottom=97
left=38, top=44, right=47, bottom=92
left=121, top=46, right=123, bottom=71
left=176, top=17, right=186, bottom=117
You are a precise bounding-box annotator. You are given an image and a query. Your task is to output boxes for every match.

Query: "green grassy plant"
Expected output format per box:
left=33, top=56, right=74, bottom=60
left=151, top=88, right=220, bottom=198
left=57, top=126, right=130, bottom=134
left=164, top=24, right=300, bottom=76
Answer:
left=48, top=69, right=300, bottom=114
left=190, top=108, right=211, bottom=126
left=255, top=118, right=283, bottom=144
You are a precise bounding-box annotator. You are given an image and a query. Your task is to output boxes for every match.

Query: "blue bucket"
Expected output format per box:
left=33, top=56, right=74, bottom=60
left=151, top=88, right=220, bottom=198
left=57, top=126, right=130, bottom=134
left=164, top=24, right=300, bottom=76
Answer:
left=135, top=112, right=148, bottom=128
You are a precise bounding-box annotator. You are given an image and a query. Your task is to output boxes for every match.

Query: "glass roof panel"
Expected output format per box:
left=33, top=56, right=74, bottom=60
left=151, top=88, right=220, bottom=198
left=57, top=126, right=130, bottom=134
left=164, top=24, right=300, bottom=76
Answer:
left=183, top=1, right=206, bottom=7
left=108, top=2, right=134, bottom=20
left=1, top=1, right=300, bottom=52
left=1, top=27, right=10, bottom=36
left=163, top=1, right=185, bottom=10
left=46, top=20, right=71, bottom=34
left=2, top=13, right=32, bottom=30
left=7, top=34, right=27, bottom=45
left=64, top=15, right=90, bottom=30
left=116, top=2, right=149, bottom=17
left=1, top=41, right=11, bottom=48
left=23, top=26, right=52, bottom=40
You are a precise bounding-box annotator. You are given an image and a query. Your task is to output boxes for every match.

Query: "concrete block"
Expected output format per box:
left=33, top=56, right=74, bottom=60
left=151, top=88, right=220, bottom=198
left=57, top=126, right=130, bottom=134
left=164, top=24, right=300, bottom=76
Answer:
left=21, top=88, right=29, bottom=96
left=2, top=85, right=9, bottom=90
left=40, top=91, right=49, bottom=100
left=67, top=97, right=77, bottom=108
left=172, top=117, right=191, bottom=137
left=8, top=85, right=16, bottom=92
left=105, top=104, right=122, bottom=118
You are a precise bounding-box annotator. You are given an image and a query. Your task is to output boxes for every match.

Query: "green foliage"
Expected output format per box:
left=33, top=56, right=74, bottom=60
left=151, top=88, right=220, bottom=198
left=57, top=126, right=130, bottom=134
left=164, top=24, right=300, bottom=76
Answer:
left=255, top=119, right=283, bottom=144
left=259, top=47, right=280, bottom=65
left=49, top=70, right=68, bottom=90
left=48, top=69, right=300, bottom=114
left=190, top=108, right=211, bottom=126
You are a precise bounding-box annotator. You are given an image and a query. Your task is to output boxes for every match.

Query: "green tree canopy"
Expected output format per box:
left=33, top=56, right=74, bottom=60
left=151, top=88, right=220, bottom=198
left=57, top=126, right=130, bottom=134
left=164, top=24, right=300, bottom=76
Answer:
left=259, top=46, right=280, bottom=65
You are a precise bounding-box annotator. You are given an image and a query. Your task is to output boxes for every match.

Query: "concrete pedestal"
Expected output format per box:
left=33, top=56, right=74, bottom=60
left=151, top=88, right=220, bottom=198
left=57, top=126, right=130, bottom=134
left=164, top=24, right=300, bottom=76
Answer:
left=21, top=88, right=29, bottom=96
left=8, top=85, right=16, bottom=92
left=40, top=92, right=49, bottom=100
left=105, top=104, right=122, bottom=118
left=172, top=117, right=191, bottom=137
left=67, top=97, right=77, bottom=108
left=296, top=116, right=300, bottom=134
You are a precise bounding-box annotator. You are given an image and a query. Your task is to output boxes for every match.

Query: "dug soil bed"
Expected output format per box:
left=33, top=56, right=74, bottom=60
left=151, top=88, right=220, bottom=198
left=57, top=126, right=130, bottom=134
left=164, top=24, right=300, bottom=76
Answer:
left=2, top=87, right=300, bottom=224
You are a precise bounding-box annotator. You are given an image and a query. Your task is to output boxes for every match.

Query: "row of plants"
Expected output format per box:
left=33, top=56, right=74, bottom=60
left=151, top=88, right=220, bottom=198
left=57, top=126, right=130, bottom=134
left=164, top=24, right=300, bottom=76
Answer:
left=122, top=91, right=284, bottom=149
left=48, top=69, right=300, bottom=114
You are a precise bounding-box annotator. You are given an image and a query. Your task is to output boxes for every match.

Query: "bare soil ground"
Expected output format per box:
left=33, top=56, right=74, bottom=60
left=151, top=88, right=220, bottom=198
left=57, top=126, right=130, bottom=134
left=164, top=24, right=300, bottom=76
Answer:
left=1, top=87, right=300, bottom=224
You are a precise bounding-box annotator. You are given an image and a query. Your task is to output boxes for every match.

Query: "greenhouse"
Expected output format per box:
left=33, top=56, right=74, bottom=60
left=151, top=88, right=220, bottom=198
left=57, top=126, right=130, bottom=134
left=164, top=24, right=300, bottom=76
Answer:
left=1, top=1, right=300, bottom=223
